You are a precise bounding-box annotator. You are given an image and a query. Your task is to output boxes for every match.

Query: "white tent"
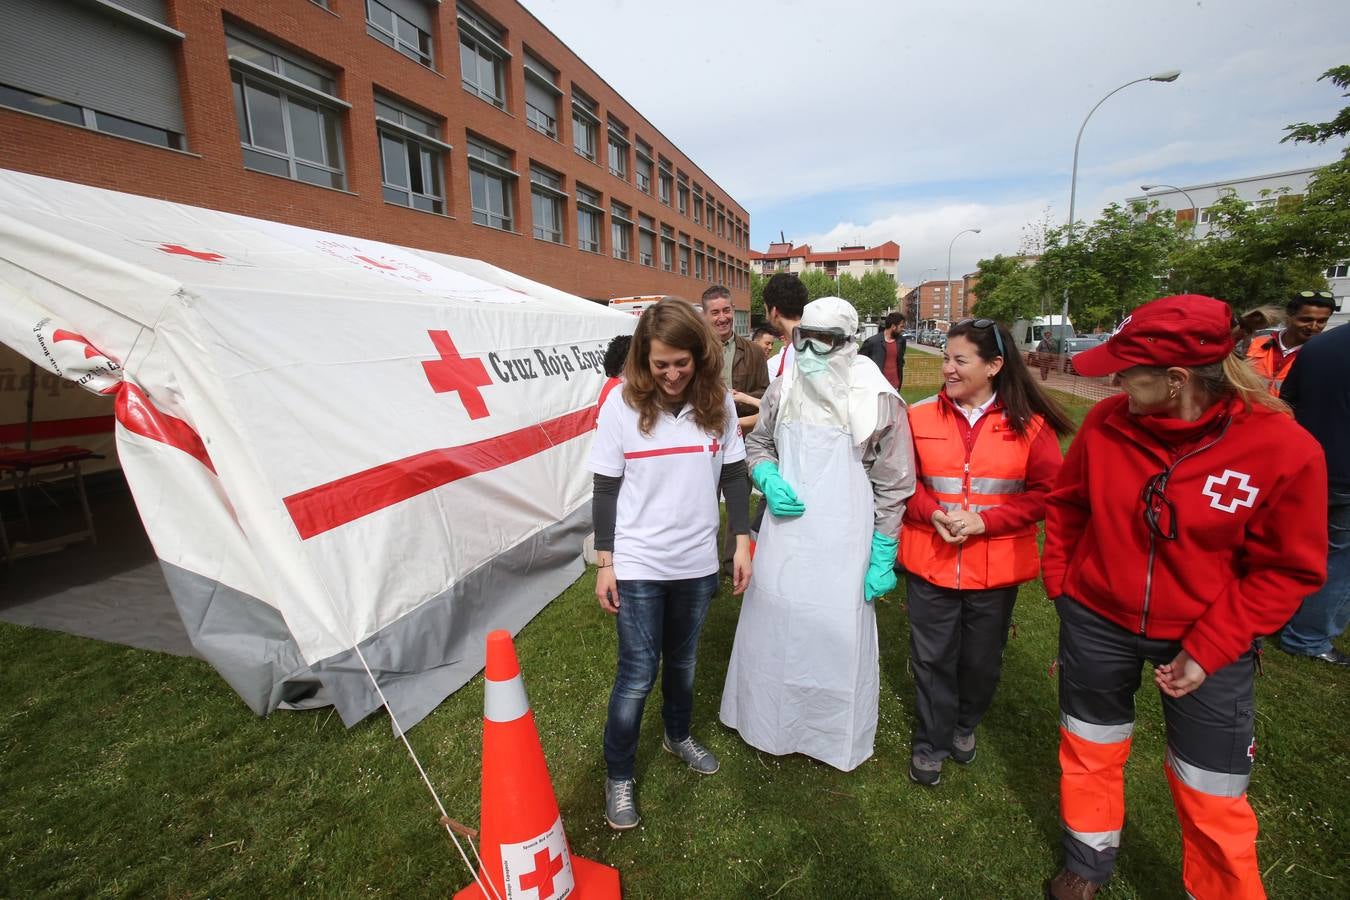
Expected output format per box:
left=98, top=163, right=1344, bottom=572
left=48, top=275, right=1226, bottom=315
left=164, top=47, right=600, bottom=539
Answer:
left=0, top=168, right=632, bottom=732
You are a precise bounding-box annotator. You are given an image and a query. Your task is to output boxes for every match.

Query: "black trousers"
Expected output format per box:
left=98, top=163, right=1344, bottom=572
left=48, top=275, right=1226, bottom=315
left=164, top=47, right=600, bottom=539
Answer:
left=906, top=574, right=1018, bottom=759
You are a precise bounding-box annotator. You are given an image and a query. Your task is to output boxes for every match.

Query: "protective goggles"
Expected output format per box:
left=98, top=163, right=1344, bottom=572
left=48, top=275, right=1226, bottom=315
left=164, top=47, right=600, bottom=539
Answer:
left=955, top=317, right=1006, bottom=357
left=791, top=325, right=851, bottom=355
left=1293, top=290, right=1334, bottom=300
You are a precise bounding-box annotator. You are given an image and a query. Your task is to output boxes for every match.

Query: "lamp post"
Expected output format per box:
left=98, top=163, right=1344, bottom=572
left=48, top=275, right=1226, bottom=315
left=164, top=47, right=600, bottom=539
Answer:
left=946, top=228, right=981, bottom=319
left=1141, top=183, right=1199, bottom=229
left=1059, top=70, right=1181, bottom=344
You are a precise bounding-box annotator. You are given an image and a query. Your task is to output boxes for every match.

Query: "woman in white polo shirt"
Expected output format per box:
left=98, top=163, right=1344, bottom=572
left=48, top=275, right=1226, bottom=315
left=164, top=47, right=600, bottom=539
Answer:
left=590, top=298, right=752, bottom=831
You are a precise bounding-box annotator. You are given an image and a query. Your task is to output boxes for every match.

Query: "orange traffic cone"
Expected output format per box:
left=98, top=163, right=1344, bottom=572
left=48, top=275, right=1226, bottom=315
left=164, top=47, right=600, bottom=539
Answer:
left=455, top=630, right=621, bottom=900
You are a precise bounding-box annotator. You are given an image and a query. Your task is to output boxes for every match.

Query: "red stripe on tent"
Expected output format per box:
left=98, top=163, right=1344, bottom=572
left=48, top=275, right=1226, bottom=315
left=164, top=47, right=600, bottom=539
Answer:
left=115, top=383, right=216, bottom=474
left=0, top=415, right=115, bottom=442
left=623, top=445, right=706, bottom=460
left=283, top=406, right=599, bottom=540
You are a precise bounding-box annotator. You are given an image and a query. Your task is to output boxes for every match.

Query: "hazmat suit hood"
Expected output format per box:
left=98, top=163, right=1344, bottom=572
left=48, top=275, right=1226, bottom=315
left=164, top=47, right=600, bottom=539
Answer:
left=780, top=296, right=897, bottom=441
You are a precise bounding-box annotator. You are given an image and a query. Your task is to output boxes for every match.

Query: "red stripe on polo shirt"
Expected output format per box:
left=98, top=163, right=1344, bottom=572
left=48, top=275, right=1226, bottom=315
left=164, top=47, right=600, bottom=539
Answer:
left=623, top=445, right=709, bottom=460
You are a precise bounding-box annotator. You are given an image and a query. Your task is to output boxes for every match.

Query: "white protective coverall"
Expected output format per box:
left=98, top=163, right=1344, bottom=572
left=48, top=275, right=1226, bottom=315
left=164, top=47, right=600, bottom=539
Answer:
left=719, top=297, right=914, bottom=771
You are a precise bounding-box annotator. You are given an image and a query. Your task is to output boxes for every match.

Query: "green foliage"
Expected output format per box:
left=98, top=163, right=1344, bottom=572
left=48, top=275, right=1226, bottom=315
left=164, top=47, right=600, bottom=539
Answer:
left=1281, top=65, right=1350, bottom=153
left=750, top=271, right=766, bottom=320
left=970, top=254, right=1046, bottom=324
left=797, top=268, right=837, bottom=301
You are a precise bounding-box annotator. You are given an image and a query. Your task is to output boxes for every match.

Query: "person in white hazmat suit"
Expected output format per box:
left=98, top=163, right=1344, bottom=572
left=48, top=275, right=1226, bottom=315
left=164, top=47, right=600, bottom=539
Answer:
left=719, top=296, right=915, bottom=771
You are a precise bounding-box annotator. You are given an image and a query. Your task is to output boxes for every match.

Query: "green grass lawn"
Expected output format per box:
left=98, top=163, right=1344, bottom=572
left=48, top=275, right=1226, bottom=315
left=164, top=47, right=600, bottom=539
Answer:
left=2, top=388, right=1346, bottom=898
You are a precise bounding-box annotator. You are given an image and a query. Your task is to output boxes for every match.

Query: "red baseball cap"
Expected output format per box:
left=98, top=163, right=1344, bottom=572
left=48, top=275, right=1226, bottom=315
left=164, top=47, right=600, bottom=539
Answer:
left=1071, top=294, right=1235, bottom=377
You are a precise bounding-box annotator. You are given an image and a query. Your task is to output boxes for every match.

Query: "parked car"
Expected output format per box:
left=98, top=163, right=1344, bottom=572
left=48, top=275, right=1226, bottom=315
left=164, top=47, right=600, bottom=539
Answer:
left=1031, top=336, right=1103, bottom=380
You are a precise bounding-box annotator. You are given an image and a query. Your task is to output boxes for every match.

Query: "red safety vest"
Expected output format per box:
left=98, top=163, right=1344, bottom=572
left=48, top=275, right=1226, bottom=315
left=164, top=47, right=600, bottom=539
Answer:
left=900, top=397, right=1045, bottom=590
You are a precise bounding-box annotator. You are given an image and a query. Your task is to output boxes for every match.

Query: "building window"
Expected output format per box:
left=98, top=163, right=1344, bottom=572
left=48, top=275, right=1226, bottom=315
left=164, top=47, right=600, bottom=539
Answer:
left=610, top=202, right=632, bottom=261
left=635, top=140, right=653, bottom=194
left=228, top=30, right=347, bottom=189
left=577, top=184, right=603, bottom=253
left=366, top=0, right=433, bottom=67
left=692, top=192, right=703, bottom=225
left=1328, top=262, right=1349, bottom=279
left=467, top=136, right=515, bottom=231
left=375, top=93, right=449, bottom=213
left=678, top=232, right=690, bottom=275
left=458, top=3, right=508, bottom=109
left=658, top=156, right=673, bottom=205
left=677, top=172, right=689, bottom=216
left=637, top=214, right=656, bottom=267
left=607, top=118, right=629, bottom=181
left=0, top=1, right=187, bottom=151
left=661, top=225, right=675, bottom=272
left=530, top=164, right=565, bottom=243
left=1198, top=207, right=1214, bottom=224
left=523, top=51, right=560, bottom=139
left=572, top=89, right=599, bottom=162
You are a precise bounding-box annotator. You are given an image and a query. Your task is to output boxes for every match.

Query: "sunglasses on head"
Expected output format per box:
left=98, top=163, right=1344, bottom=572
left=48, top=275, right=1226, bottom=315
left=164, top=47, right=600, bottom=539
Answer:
left=1294, top=290, right=1334, bottom=300
left=955, top=317, right=1006, bottom=357
left=791, top=325, right=851, bottom=355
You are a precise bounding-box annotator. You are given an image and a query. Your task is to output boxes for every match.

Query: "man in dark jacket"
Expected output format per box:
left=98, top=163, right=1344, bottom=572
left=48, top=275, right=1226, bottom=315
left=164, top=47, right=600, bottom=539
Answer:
left=860, top=311, right=907, bottom=389
left=1279, top=323, right=1350, bottom=666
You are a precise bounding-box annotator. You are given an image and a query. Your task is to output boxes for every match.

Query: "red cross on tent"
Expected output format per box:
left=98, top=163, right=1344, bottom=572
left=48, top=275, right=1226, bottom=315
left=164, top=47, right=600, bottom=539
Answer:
left=1202, top=469, right=1259, bottom=514
left=157, top=243, right=225, bottom=262
left=422, top=329, right=493, bottom=420
left=518, top=848, right=565, bottom=899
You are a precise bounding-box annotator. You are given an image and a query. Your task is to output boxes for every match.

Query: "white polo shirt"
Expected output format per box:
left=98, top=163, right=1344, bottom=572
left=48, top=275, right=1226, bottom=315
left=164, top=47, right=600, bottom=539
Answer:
left=766, top=342, right=795, bottom=383
left=590, top=390, right=745, bottom=580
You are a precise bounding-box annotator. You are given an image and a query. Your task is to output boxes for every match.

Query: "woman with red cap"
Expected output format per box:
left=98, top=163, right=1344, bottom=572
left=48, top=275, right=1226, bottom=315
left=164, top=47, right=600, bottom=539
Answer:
left=1042, top=295, right=1328, bottom=900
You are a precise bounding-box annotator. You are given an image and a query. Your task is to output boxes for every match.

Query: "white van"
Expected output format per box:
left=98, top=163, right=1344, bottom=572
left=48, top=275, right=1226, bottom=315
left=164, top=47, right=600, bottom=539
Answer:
left=1011, top=315, right=1075, bottom=353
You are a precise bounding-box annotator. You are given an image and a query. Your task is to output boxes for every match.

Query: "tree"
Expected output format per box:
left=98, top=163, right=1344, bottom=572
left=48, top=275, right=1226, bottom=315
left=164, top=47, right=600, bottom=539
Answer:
left=854, top=271, right=900, bottom=320
left=798, top=269, right=836, bottom=301
left=970, top=254, right=1045, bottom=324
left=750, top=271, right=766, bottom=321
left=1281, top=65, right=1350, bottom=150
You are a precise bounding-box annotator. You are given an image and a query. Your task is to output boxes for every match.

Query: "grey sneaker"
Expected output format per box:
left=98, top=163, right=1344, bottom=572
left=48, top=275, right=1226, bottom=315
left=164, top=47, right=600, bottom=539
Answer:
left=604, top=777, right=640, bottom=830
left=662, top=732, right=720, bottom=774
left=952, top=731, right=977, bottom=765
left=909, top=751, right=942, bottom=786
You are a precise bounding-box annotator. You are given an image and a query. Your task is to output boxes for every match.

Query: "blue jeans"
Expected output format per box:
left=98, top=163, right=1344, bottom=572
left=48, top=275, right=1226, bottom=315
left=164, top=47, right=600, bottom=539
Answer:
left=603, top=574, right=718, bottom=780
left=1281, top=491, right=1350, bottom=656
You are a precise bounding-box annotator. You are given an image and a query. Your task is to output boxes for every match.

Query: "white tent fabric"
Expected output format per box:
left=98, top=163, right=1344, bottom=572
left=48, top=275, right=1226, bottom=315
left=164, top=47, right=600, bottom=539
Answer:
left=0, top=168, right=633, bottom=731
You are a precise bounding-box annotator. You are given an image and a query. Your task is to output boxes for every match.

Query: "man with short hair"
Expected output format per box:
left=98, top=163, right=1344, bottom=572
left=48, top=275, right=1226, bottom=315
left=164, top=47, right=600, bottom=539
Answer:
left=701, top=285, right=769, bottom=429
left=762, top=273, right=808, bottom=383
left=751, top=324, right=779, bottom=361
left=1279, top=322, right=1350, bottom=666
left=860, top=311, right=907, bottom=389
left=1246, top=290, right=1334, bottom=395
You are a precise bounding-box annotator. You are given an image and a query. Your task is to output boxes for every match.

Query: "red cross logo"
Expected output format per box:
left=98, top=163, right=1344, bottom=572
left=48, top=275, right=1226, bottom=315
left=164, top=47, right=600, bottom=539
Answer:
left=708, top=436, right=720, bottom=455
left=355, top=255, right=396, bottom=270
left=1201, top=469, right=1259, bottom=514
left=518, top=848, right=565, bottom=899
left=158, top=243, right=225, bottom=262
left=422, top=330, right=493, bottom=420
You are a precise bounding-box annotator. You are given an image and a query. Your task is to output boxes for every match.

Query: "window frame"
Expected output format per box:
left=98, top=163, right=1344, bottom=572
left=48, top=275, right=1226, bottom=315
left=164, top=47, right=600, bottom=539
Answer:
left=522, top=51, right=561, bottom=140
left=530, top=163, right=566, bottom=244
left=366, top=0, right=434, bottom=68
left=610, top=200, right=633, bottom=261
left=576, top=184, right=604, bottom=253
left=466, top=135, right=517, bottom=231
left=571, top=89, right=599, bottom=162
left=458, top=4, right=510, bottom=110
left=375, top=95, right=450, bottom=214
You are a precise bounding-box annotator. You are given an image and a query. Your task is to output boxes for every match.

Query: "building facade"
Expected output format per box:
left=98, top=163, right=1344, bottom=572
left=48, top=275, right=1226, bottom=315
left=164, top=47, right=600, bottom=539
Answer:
left=903, top=278, right=970, bottom=324
left=0, top=0, right=750, bottom=310
left=750, top=240, right=901, bottom=283
left=1127, top=167, right=1347, bottom=324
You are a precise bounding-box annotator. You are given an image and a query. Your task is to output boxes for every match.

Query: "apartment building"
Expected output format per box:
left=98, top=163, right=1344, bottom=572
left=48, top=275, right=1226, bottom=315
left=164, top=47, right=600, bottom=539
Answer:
left=1127, top=168, right=1347, bottom=323
left=0, top=0, right=751, bottom=312
left=750, top=240, right=900, bottom=282
left=903, top=279, right=970, bottom=324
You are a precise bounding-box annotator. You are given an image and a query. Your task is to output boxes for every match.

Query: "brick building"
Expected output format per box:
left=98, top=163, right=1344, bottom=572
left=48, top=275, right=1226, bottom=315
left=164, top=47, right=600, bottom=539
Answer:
left=903, top=278, right=971, bottom=324
left=750, top=239, right=900, bottom=283
left=0, top=0, right=750, bottom=316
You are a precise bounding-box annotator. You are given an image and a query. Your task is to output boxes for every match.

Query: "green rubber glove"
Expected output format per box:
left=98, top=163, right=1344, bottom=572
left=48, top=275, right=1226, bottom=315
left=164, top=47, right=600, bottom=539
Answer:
left=864, top=532, right=899, bottom=601
left=751, top=460, right=805, bottom=517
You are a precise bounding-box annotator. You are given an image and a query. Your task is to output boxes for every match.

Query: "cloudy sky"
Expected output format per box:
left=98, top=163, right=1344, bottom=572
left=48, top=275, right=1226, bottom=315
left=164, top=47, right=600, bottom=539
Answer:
left=522, top=0, right=1347, bottom=283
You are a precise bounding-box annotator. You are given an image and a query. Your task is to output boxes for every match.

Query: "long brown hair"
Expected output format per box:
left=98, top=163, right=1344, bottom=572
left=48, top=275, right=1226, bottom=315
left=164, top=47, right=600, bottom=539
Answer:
left=622, top=298, right=728, bottom=436
left=946, top=318, right=1075, bottom=437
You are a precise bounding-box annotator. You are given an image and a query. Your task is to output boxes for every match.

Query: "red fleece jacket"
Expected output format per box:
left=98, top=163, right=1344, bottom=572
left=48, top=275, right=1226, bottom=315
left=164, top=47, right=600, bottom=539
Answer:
left=1044, top=393, right=1327, bottom=675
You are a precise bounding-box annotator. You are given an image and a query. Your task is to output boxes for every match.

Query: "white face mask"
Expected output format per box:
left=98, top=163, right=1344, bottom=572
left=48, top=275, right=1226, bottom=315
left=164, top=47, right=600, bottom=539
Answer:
left=797, top=347, right=831, bottom=378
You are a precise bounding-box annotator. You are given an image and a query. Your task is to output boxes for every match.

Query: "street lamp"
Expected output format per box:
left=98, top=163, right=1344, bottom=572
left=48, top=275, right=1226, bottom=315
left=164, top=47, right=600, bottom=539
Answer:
left=1059, top=70, right=1181, bottom=342
left=1141, top=183, right=1199, bottom=228
left=946, top=228, right=981, bottom=319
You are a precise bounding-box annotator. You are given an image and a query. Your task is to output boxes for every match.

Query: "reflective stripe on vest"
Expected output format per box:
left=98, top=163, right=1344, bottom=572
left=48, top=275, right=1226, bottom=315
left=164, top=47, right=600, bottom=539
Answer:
left=1166, top=747, right=1251, bottom=798
left=901, top=399, right=1045, bottom=589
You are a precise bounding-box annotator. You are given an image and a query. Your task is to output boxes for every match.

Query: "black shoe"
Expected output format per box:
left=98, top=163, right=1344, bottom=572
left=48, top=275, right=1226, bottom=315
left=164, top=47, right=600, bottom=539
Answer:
left=1310, top=648, right=1350, bottom=667
left=951, top=731, right=976, bottom=765
left=909, top=752, right=941, bottom=786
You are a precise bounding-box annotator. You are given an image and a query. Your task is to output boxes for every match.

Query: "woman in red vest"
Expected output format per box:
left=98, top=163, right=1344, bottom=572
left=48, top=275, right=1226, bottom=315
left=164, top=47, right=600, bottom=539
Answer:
left=901, top=317, right=1072, bottom=787
left=1042, top=295, right=1327, bottom=900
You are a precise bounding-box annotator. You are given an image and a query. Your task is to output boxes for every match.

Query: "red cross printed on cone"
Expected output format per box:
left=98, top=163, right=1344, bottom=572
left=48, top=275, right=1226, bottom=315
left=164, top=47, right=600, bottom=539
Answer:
left=422, top=330, right=493, bottom=420
left=518, top=848, right=565, bottom=899
left=1201, top=469, right=1259, bottom=514
left=158, top=243, right=225, bottom=262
